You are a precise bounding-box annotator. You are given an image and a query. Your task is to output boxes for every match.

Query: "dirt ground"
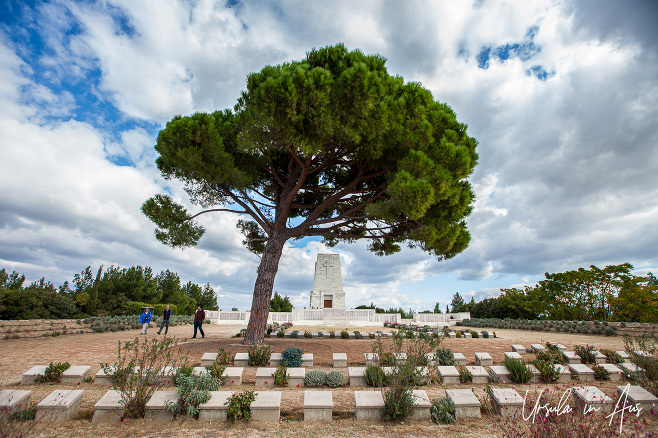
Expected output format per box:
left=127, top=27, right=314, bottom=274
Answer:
left=1, top=323, right=655, bottom=437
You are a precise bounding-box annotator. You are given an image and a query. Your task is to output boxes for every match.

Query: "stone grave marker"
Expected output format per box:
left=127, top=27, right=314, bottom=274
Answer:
left=145, top=390, right=179, bottom=420
left=568, top=364, right=594, bottom=381
left=616, top=385, right=658, bottom=411
left=200, top=353, right=218, bottom=367
left=92, top=390, right=124, bottom=423
left=198, top=390, right=233, bottom=421
left=333, top=353, right=347, bottom=367
left=572, top=386, right=613, bottom=413
left=0, top=389, right=32, bottom=421
left=511, top=345, right=526, bottom=354
left=35, top=389, right=84, bottom=422
left=490, top=388, right=523, bottom=417
left=438, top=366, right=460, bottom=384
left=348, top=367, right=366, bottom=387
left=475, top=352, right=492, bottom=366
left=61, top=366, right=91, bottom=385
left=251, top=391, right=281, bottom=422
left=411, top=390, right=431, bottom=420
left=21, top=365, right=47, bottom=385
left=446, top=389, right=481, bottom=419
left=354, top=391, right=384, bottom=420
left=255, top=368, right=277, bottom=386
left=304, top=390, right=333, bottom=421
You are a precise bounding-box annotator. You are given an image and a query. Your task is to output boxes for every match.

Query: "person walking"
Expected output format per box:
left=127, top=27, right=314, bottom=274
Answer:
left=193, top=305, right=205, bottom=339
left=157, top=304, right=172, bottom=335
left=140, top=308, right=152, bottom=335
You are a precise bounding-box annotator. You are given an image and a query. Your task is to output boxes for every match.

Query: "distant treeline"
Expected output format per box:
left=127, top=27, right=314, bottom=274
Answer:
left=0, top=265, right=219, bottom=320
left=450, top=263, right=658, bottom=323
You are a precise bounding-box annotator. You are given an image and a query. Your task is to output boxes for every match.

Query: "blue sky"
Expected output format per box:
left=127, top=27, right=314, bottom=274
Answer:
left=1, top=0, right=657, bottom=312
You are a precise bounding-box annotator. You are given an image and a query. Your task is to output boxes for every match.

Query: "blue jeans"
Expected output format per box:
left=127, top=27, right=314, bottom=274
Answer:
left=158, top=319, right=169, bottom=334
left=193, top=321, right=204, bottom=338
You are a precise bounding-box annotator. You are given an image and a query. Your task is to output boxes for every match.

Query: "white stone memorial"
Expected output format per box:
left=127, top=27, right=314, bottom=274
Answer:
left=309, top=254, right=346, bottom=309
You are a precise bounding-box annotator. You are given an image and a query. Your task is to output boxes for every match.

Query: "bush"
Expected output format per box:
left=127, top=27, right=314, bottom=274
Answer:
left=216, top=348, right=233, bottom=365
left=340, top=330, right=349, bottom=339
left=277, top=330, right=284, bottom=338
left=470, top=330, right=479, bottom=338
left=505, top=357, right=533, bottom=384
left=354, top=331, right=363, bottom=339
left=273, top=365, right=289, bottom=387
left=382, top=365, right=416, bottom=421
left=247, top=344, right=271, bottom=367
left=165, top=373, right=221, bottom=418
left=458, top=366, right=472, bottom=383
left=593, top=364, right=610, bottom=381
left=436, top=348, right=455, bottom=366
left=303, top=330, right=312, bottom=338
left=574, top=344, right=597, bottom=364
left=329, top=331, right=335, bottom=338
left=101, top=336, right=188, bottom=418
left=365, top=365, right=391, bottom=387
left=624, top=334, right=658, bottom=396
left=533, top=359, right=559, bottom=383
left=226, top=390, right=256, bottom=423
left=600, top=348, right=623, bottom=364
left=36, top=362, right=71, bottom=383
left=430, top=397, right=455, bottom=424
left=456, top=331, right=462, bottom=338
left=204, top=361, right=227, bottom=382
left=325, top=370, right=346, bottom=387
left=304, top=370, right=327, bottom=387
left=281, top=347, right=304, bottom=367
left=481, top=330, right=489, bottom=338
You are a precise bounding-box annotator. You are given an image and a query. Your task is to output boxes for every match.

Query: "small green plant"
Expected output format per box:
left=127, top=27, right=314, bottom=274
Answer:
left=281, top=347, right=304, bottom=367
left=216, top=348, right=233, bottom=365
left=458, top=365, right=472, bottom=383
left=205, top=362, right=227, bottom=383
left=365, top=365, right=391, bottom=387
left=225, top=390, right=256, bottom=423
left=436, top=348, right=455, bottom=366
left=340, top=330, right=349, bottom=339
left=369, top=332, right=375, bottom=339
left=456, top=331, right=462, bottom=338
left=304, top=370, right=327, bottom=387
left=600, top=348, right=623, bottom=364
left=533, top=359, right=559, bottom=383
left=325, top=370, right=346, bottom=387
left=83, top=375, right=94, bottom=384
left=277, top=330, right=284, bottom=338
left=165, top=373, right=221, bottom=418
left=36, top=362, right=71, bottom=383
left=574, top=344, right=596, bottom=364
left=354, top=331, right=363, bottom=339
left=273, top=365, right=289, bottom=386
left=7, top=401, right=37, bottom=422
left=470, top=330, right=479, bottom=338
left=481, top=330, right=490, bottom=338
left=505, top=357, right=533, bottom=384
left=247, top=344, right=271, bottom=366
left=303, top=330, right=312, bottom=338
left=430, top=397, right=455, bottom=424
left=382, top=376, right=415, bottom=421
left=593, top=364, right=610, bottom=381
left=329, top=331, right=335, bottom=338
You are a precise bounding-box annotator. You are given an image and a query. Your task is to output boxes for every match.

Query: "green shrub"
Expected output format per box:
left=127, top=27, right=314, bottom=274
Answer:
left=281, top=347, right=304, bottom=367
left=247, top=344, right=271, bottom=367
left=535, top=349, right=563, bottom=365
left=436, top=348, right=455, bottom=366
left=101, top=336, right=188, bottom=418
left=482, top=330, right=490, bottom=338
left=623, top=334, right=658, bottom=396
left=304, top=370, right=327, bottom=387
left=534, top=359, right=559, bottom=383
left=325, top=370, right=346, bottom=387
left=470, top=330, right=479, bottom=338
left=277, top=330, right=284, bottom=338
left=165, top=373, right=221, bottom=418
left=369, top=332, right=376, bottom=339
left=458, top=366, right=472, bottom=383
left=574, top=345, right=596, bottom=364
left=382, top=373, right=415, bottom=421
left=456, top=331, right=462, bottom=338
left=273, top=365, right=289, bottom=387
left=204, top=361, right=227, bottom=383
left=354, top=331, right=363, bottom=339
left=340, top=330, right=349, bottom=339
left=36, top=362, right=71, bottom=383
left=303, top=330, right=312, bottom=338
left=600, top=349, right=623, bottom=364
left=365, top=365, right=391, bottom=387
left=290, top=330, right=298, bottom=338
left=593, top=364, right=610, bottom=381
left=216, top=348, right=233, bottom=365
left=226, top=390, right=256, bottom=423
left=430, top=397, right=455, bottom=424
left=505, top=357, right=533, bottom=384
left=329, top=331, right=335, bottom=338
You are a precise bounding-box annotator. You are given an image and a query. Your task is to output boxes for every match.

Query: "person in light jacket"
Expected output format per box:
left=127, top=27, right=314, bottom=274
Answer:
left=193, top=306, right=205, bottom=339
left=140, top=308, right=152, bottom=335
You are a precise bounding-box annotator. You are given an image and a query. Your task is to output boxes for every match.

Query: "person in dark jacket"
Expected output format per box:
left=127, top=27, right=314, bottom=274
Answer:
left=193, top=306, right=205, bottom=339
left=157, top=304, right=172, bottom=335
left=139, top=308, right=152, bottom=335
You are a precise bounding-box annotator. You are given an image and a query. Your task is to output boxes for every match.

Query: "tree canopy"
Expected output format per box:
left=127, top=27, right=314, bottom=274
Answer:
left=142, top=44, right=478, bottom=343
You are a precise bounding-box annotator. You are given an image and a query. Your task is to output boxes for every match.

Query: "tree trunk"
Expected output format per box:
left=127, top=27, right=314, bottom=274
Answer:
left=242, top=233, right=288, bottom=345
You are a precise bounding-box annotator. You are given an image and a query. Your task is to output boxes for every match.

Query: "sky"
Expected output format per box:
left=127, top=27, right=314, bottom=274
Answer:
left=1, top=0, right=657, bottom=313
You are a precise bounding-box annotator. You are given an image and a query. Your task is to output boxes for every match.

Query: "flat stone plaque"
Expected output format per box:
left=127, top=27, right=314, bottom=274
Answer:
left=301, top=353, right=314, bottom=367
left=511, top=345, right=526, bottom=354
left=333, top=353, right=347, bottom=367
left=530, top=344, right=545, bottom=353
left=554, top=365, right=572, bottom=383
left=287, top=367, right=305, bottom=388
left=234, top=352, right=248, bottom=366
left=21, top=365, right=47, bottom=385
left=465, top=366, right=489, bottom=383
left=490, top=388, right=523, bottom=417
left=349, top=367, right=366, bottom=387
left=453, top=353, right=466, bottom=365
left=35, top=389, right=84, bottom=422
left=304, top=390, right=332, bottom=421
left=255, top=367, right=277, bottom=386
left=475, top=353, right=492, bottom=366
left=569, top=364, right=594, bottom=381
left=354, top=391, right=384, bottom=420
left=572, top=386, right=613, bottom=413
left=198, top=390, right=233, bottom=421
left=563, top=351, right=581, bottom=364
left=269, top=353, right=282, bottom=366
left=61, top=366, right=91, bottom=385
left=438, top=366, right=460, bottom=385
left=92, top=390, right=124, bottom=423
left=0, top=390, right=32, bottom=421
left=200, top=352, right=218, bottom=366
left=411, top=390, right=431, bottom=420
left=144, top=390, right=179, bottom=420
left=597, top=363, right=623, bottom=381
left=251, top=391, right=281, bottom=422
left=615, top=351, right=631, bottom=362
left=616, top=385, right=658, bottom=411
left=446, top=388, right=481, bottom=419
left=489, top=365, right=512, bottom=383
left=223, top=367, right=243, bottom=385
left=505, top=352, right=523, bottom=361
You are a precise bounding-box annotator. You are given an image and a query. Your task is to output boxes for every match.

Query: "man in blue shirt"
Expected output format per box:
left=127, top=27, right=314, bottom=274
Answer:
left=157, top=305, right=172, bottom=335
left=140, top=308, right=152, bottom=335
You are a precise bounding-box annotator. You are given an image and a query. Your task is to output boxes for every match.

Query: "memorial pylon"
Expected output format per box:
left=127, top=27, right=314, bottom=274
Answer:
left=309, top=254, right=345, bottom=309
